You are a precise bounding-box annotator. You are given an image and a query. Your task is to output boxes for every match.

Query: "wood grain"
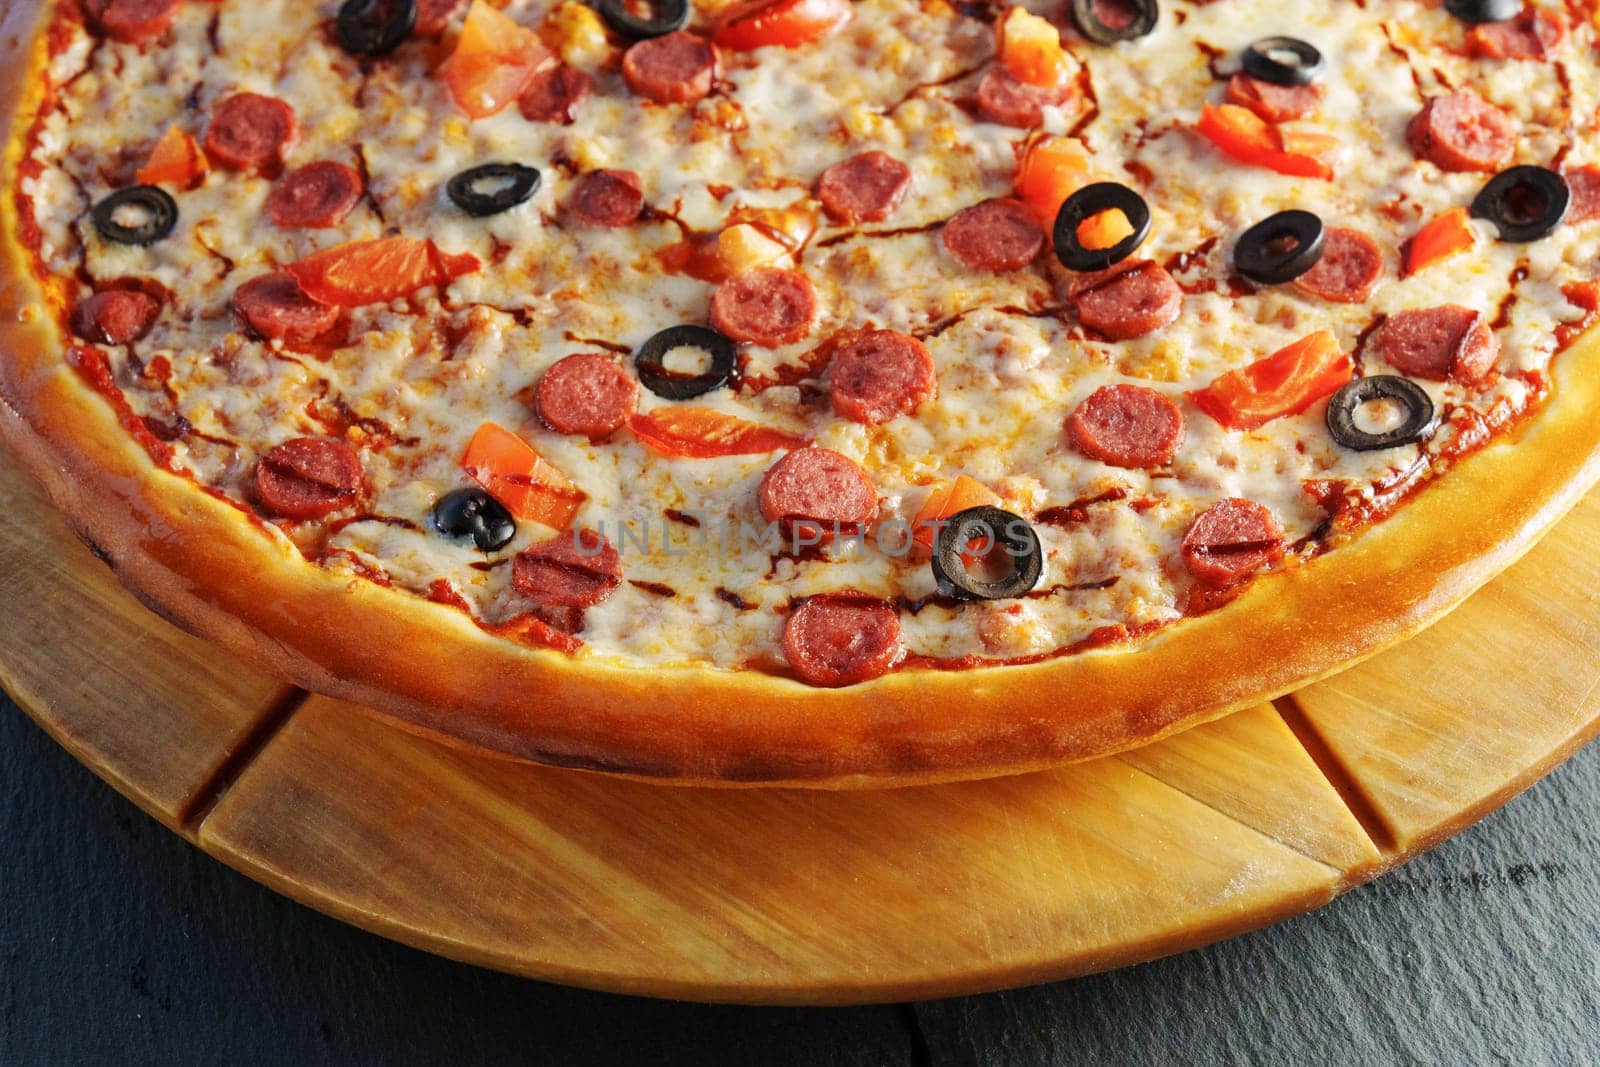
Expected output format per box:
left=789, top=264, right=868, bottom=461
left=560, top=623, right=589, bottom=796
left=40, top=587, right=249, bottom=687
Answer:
left=2, top=441, right=1598, bottom=1002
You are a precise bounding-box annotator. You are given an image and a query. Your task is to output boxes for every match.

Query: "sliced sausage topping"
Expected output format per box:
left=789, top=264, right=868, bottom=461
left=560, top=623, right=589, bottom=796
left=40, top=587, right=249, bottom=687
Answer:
left=412, top=0, right=464, bottom=37
left=1067, top=260, right=1183, bottom=340
left=255, top=438, right=362, bottom=520
left=1225, top=73, right=1322, bottom=123
left=782, top=593, right=901, bottom=687
left=512, top=529, right=622, bottom=609
left=1369, top=305, right=1499, bottom=383
left=1068, top=384, right=1184, bottom=469
left=535, top=353, right=639, bottom=440
left=758, top=448, right=876, bottom=538
left=232, top=272, right=339, bottom=343
left=828, top=330, right=936, bottom=424
left=941, top=198, right=1044, bottom=272
left=204, top=93, right=298, bottom=175
left=621, top=31, right=718, bottom=104
left=1406, top=91, right=1514, bottom=174
left=1467, top=8, right=1566, bottom=60
left=1292, top=227, right=1384, bottom=304
left=1181, top=498, right=1284, bottom=589
left=71, top=289, right=160, bottom=346
left=86, top=0, right=181, bottom=44
left=815, top=151, right=912, bottom=225
left=1565, top=164, right=1600, bottom=224
left=267, top=161, right=363, bottom=229
left=518, top=64, right=594, bottom=125
left=975, top=67, right=1078, bottom=130
left=570, top=169, right=644, bottom=227
left=709, top=267, right=817, bottom=347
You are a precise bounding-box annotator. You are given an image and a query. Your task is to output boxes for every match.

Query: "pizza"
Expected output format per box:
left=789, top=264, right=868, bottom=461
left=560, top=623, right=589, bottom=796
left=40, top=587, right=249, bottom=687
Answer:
left=3, top=0, right=1600, bottom=785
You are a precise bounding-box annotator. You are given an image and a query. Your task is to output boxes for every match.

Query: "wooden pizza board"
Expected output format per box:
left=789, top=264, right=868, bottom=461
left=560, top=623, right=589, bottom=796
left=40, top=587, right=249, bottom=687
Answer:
left=3, top=446, right=1598, bottom=1005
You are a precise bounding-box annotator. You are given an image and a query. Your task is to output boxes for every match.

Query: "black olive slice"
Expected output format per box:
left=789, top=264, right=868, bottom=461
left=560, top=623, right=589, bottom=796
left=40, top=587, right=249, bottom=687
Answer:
left=1068, top=0, right=1158, bottom=44
left=446, top=163, right=542, bottom=217
left=1053, top=182, right=1153, bottom=272
left=1470, top=166, right=1570, bottom=243
left=931, top=506, right=1044, bottom=602
left=1241, top=37, right=1324, bottom=87
left=1233, top=210, right=1325, bottom=285
left=336, top=0, right=417, bottom=56
left=90, top=185, right=178, bottom=246
left=1325, top=376, right=1436, bottom=452
left=1444, top=0, right=1522, bottom=24
left=635, top=325, right=737, bottom=400
left=432, top=487, right=517, bottom=552
left=598, top=0, right=690, bottom=38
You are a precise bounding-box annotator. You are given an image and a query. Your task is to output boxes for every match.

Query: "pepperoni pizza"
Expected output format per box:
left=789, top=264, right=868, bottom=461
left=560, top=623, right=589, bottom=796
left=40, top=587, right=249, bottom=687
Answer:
left=3, top=0, right=1600, bottom=784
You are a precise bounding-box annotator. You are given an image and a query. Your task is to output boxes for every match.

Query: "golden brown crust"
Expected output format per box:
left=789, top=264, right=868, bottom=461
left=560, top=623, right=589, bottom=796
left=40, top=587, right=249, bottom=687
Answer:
left=5, top=0, right=1600, bottom=786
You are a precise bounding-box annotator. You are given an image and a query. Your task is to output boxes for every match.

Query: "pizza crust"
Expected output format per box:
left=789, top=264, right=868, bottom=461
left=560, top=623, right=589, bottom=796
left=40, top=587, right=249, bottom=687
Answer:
left=4, top=0, right=1599, bottom=786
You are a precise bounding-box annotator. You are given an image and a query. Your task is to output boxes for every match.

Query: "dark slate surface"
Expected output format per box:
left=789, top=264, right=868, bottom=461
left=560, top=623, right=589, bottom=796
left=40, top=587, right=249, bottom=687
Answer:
left=3, top=692, right=1597, bottom=1066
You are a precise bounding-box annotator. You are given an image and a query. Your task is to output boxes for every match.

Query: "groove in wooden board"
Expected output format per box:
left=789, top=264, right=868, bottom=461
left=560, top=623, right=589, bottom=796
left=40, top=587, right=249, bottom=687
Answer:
left=0, top=457, right=284, bottom=830
left=1273, top=695, right=1399, bottom=857
left=196, top=695, right=1341, bottom=1004
left=1295, top=489, right=1600, bottom=852
left=1116, top=703, right=1383, bottom=875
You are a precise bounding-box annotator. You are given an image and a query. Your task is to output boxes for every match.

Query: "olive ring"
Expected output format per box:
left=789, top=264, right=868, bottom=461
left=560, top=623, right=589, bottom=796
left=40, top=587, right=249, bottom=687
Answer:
left=1470, top=165, right=1570, bottom=244
left=91, top=185, right=179, bottom=246
left=635, top=324, right=738, bottom=400
left=1325, top=375, right=1437, bottom=452
left=1053, top=182, right=1153, bottom=272
left=931, top=506, right=1044, bottom=602
left=1234, top=209, right=1326, bottom=285
left=1068, top=0, right=1159, bottom=45
left=598, top=0, right=690, bottom=39
left=446, top=163, right=543, bottom=217
left=432, top=487, right=518, bottom=552
left=1444, top=0, right=1523, bottom=25
left=1242, top=36, right=1325, bottom=87
left=336, top=0, right=417, bottom=56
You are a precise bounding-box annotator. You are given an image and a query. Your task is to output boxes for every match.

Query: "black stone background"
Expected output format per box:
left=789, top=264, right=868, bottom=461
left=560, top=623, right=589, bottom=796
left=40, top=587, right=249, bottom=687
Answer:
left=4, top=692, right=1597, bottom=1065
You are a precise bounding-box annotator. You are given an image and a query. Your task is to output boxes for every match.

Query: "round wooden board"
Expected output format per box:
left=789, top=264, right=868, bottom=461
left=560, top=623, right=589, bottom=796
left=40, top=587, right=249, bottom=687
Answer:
left=3, top=448, right=1599, bottom=1005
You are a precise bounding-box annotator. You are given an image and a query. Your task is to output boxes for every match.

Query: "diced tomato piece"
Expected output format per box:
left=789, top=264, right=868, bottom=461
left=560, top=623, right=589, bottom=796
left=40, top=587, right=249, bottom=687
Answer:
left=712, top=0, right=851, bottom=50
left=997, top=8, right=1072, bottom=89
left=1189, top=330, right=1353, bottom=431
left=1077, top=208, right=1133, bottom=251
left=461, top=421, right=586, bottom=529
left=285, top=237, right=481, bottom=308
left=136, top=126, right=208, bottom=188
left=439, top=0, right=551, bottom=119
left=1195, top=104, right=1335, bottom=181
left=910, top=475, right=1004, bottom=553
left=1402, top=207, right=1476, bottom=277
left=1014, top=136, right=1089, bottom=229
left=628, top=407, right=806, bottom=458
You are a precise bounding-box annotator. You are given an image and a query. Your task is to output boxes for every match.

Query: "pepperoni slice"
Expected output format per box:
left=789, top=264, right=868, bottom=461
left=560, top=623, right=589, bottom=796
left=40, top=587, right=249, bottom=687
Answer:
left=1467, top=9, right=1565, bottom=61
left=1292, top=227, right=1384, bottom=304
left=413, top=0, right=465, bottom=37
left=86, top=0, right=181, bottom=43
left=232, top=272, right=339, bottom=343
left=1406, top=92, right=1514, bottom=174
left=621, top=31, right=718, bottom=105
left=535, top=353, right=639, bottom=440
left=1225, top=73, right=1323, bottom=123
left=1564, top=164, right=1600, bottom=224
left=975, top=67, right=1078, bottom=130
left=204, top=93, right=298, bottom=175
left=518, top=64, right=594, bottom=125
left=512, top=529, right=622, bottom=609
left=1068, top=260, right=1183, bottom=341
left=941, top=198, right=1044, bottom=272
left=70, top=289, right=160, bottom=345
left=266, top=161, right=363, bottom=229
left=255, top=438, right=362, bottom=520
left=815, top=151, right=912, bottom=225
left=828, top=329, right=936, bottom=424
left=570, top=169, right=644, bottom=227
left=1369, top=305, right=1499, bottom=383
left=782, top=593, right=902, bottom=687
left=758, top=448, right=876, bottom=538
left=710, top=267, right=818, bottom=348
left=1181, top=498, right=1284, bottom=589
left=1067, top=384, right=1184, bottom=469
